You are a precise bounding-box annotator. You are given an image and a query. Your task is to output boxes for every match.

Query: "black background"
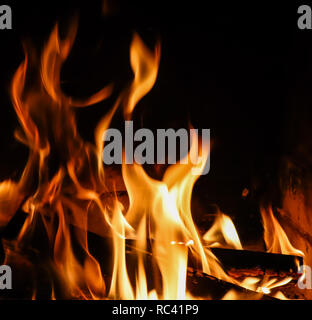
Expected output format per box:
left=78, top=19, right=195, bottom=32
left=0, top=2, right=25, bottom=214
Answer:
left=0, top=0, right=311, bottom=243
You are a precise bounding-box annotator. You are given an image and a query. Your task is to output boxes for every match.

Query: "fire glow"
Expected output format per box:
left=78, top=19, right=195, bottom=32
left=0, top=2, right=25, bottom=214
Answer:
left=0, top=20, right=305, bottom=300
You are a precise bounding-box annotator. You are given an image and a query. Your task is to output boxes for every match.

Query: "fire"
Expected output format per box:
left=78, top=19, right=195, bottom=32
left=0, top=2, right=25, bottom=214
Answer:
left=203, top=212, right=242, bottom=250
left=261, top=206, right=304, bottom=257
left=0, top=19, right=304, bottom=300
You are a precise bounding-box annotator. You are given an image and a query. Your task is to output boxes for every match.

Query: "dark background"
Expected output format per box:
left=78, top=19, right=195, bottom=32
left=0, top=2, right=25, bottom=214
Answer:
left=0, top=0, right=311, bottom=243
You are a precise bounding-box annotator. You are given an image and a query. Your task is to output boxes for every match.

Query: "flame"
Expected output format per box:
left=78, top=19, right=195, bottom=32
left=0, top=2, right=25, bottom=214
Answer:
left=0, top=180, right=23, bottom=228
left=203, top=212, right=242, bottom=250
left=125, top=34, right=161, bottom=117
left=273, top=291, right=291, bottom=300
left=108, top=129, right=212, bottom=299
left=0, top=19, right=303, bottom=300
left=109, top=205, right=134, bottom=299
left=261, top=206, right=304, bottom=257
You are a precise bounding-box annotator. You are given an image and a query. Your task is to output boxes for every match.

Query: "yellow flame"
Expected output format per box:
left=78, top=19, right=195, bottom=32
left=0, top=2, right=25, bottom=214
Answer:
left=203, top=213, right=242, bottom=250
left=261, top=206, right=304, bottom=257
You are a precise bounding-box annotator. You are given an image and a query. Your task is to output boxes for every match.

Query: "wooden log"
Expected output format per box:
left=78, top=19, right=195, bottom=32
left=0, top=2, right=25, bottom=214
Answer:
left=210, top=247, right=302, bottom=280
left=1, top=224, right=295, bottom=300
left=186, top=268, right=275, bottom=300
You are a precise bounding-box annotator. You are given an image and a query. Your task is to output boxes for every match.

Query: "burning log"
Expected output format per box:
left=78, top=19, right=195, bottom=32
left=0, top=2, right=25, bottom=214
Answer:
left=186, top=268, right=275, bottom=300
left=1, top=214, right=299, bottom=300
left=210, top=247, right=302, bottom=280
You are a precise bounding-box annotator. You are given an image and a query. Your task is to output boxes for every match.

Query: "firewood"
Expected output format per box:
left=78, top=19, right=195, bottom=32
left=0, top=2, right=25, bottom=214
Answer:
left=209, top=247, right=302, bottom=280
left=186, top=268, right=275, bottom=300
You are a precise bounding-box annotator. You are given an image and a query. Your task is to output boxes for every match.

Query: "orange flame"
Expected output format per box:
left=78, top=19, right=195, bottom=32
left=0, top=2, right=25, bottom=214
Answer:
left=261, top=206, right=304, bottom=257
left=203, top=212, right=242, bottom=250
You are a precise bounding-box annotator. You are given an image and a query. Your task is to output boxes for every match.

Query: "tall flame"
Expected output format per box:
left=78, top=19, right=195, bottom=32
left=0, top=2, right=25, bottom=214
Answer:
left=261, top=206, right=304, bottom=257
